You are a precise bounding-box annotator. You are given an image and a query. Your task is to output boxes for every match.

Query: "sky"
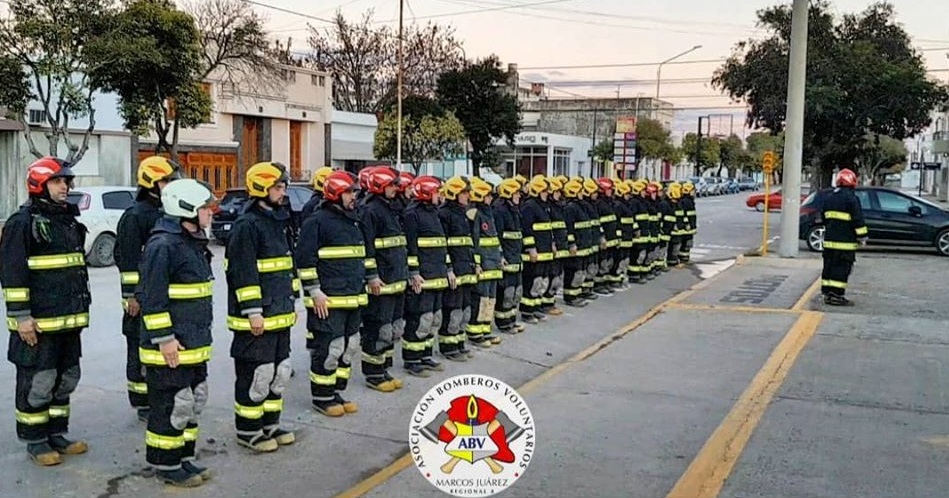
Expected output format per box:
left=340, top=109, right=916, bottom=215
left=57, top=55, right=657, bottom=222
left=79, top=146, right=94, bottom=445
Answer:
left=250, top=0, right=949, bottom=139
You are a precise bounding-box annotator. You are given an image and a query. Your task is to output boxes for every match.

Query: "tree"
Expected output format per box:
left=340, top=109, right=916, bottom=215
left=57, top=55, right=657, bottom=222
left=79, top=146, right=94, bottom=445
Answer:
left=87, top=0, right=211, bottom=160
left=717, top=134, right=747, bottom=177
left=306, top=10, right=465, bottom=114
left=437, top=56, right=521, bottom=176
left=681, top=133, right=721, bottom=173
left=712, top=1, right=948, bottom=188
left=0, top=0, right=115, bottom=163
left=373, top=96, right=465, bottom=175
left=635, top=118, right=673, bottom=162
left=855, top=133, right=906, bottom=185
left=592, top=138, right=613, bottom=166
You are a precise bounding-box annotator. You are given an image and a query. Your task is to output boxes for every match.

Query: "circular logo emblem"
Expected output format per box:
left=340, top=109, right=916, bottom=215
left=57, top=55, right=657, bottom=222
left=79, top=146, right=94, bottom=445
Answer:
left=410, top=374, right=536, bottom=497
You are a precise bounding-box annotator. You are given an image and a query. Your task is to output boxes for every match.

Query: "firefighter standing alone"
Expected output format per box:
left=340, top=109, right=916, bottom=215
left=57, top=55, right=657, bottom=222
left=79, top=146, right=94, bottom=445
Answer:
left=1, top=157, right=91, bottom=466
left=819, top=168, right=868, bottom=306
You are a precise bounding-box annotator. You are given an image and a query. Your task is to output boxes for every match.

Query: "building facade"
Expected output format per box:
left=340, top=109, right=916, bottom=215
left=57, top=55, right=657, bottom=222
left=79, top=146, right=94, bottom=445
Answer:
left=330, top=111, right=378, bottom=172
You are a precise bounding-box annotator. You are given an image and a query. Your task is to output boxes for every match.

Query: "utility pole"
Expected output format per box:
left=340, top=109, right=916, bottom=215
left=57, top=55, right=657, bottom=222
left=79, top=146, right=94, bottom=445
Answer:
left=778, top=0, right=809, bottom=258
left=695, top=116, right=705, bottom=177
left=395, top=0, right=404, bottom=171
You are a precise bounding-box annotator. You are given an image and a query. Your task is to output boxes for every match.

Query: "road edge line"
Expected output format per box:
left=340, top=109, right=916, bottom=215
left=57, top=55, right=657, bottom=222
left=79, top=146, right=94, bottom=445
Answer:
left=333, top=258, right=742, bottom=498
left=665, top=310, right=825, bottom=498
left=792, top=277, right=822, bottom=311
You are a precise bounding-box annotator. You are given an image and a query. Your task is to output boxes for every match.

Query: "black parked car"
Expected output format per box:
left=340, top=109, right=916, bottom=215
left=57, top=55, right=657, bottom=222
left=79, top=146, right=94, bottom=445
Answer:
left=211, top=184, right=314, bottom=245
left=799, top=186, right=949, bottom=256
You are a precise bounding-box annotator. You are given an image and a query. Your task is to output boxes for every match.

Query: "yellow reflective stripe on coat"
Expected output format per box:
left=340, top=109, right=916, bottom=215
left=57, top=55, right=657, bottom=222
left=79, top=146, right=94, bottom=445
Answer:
left=663, top=215, right=677, bottom=222
left=6, top=313, right=89, bottom=332
left=824, top=210, right=852, bottom=221
left=303, top=294, right=369, bottom=309
left=421, top=278, right=449, bottom=290
left=139, top=346, right=211, bottom=366
left=479, top=269, right=503, bottom=280
left=522, top=236, right=536, bottom=246
left=364, top=258, right=378, bottom=270
left=292, top=278, right=301, bottom=292
left=407, top=256, right=419, bottom=267
left=523, top=252, right=555, bottom=261
left=575, top=221, right=592, bottom=229
left=168, top=282, right=213, bottom=299
left=318, top=245, right=366, bottom=259
left=502, top=231, right=522, bottom=240
left=142, top=312, right=172, bottom=330
left=256, top=256, right=294, bottom=273
left=599, top=215, right=616, bottom=223
left=532, top=222, right=553, bottom=231
left=447, top=236, right=473, bottom=247
left=456, top=274, right=478, bottom=285
left=479, top=237, right=500, bottom=247
left=686, top=210, right=697, bottom=216
left=823, top=240, right=858, bottom=250
left=127, top=381, right=148, bottom=394
left=146, top=431, right=185, bottom=450
left=417, top=237, right=447, bottom=248
left=855, top=226, right=868, bottom=236
left=551, top=221, right=566, bottom=229
left=184, top=427, right=199, bottom=442
left=235, top=285, right=262, bottom=302
left=620, top=217, right=635, bottom=225
left=298, top=267, right=318, bottom=280
left=555, top=249, right=571, bottom=258
left=120, top=272, right=140, bottom=285
left=3, top=287, right=29, bottom=303
left=227, top=312, right=297, bottom=332
left=376, top=281, right=407, bottom=295
left=374, top=235, right=407, bottom=249
left=27, top=252, right=85, bottom=270
left=503, top=263, right=522, bottom=272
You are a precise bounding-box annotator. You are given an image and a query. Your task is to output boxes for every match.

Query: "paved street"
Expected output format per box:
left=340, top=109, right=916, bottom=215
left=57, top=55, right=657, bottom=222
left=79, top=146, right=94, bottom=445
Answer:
left=690, top=190, right=782, bottom=263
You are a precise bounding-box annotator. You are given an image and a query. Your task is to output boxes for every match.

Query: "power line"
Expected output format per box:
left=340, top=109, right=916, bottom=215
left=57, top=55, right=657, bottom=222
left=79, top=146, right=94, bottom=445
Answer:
left=521, top=58, right=725, bottom=71
left=243, top=0, right=334, bottom=23
left=373, top=0, right=574, bottom=23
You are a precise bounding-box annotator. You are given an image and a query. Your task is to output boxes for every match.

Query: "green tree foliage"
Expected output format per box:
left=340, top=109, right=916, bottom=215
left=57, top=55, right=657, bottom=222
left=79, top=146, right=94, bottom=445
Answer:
left=592, top=138, right=613, bottom=166
left=0, top=0, right=115, bottom=162
left=436, top=55, right=521, bottom=176
left=855, top=133, right=907, bottom=185
left=712, top=1, right=948, bottom=187
left=87, top=0, right=211, bottom=159
left=373, top=96, right=465, bottom=175
left=681, top=133, right=721, bottom=173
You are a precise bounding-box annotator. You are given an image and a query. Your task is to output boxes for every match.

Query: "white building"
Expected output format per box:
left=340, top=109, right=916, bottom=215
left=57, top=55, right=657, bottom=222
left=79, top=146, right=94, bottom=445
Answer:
left=330, top=111, right=378, bottom=172
left=496, top=131, right=593, bottom=178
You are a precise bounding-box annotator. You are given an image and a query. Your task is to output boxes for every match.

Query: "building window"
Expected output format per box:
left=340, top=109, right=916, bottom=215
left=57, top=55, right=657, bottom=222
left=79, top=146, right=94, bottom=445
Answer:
left=311, top=74, right=326, bottom=87
left=502, top=146, right=548, bottom=178
left=552, top=148, right=570, bottom=177
left=28, top=109, right=47, bottom=124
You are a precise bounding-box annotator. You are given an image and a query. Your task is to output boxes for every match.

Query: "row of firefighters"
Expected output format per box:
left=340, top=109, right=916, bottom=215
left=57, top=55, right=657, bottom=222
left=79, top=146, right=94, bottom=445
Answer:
left=0, top=156, right=700, bottom=488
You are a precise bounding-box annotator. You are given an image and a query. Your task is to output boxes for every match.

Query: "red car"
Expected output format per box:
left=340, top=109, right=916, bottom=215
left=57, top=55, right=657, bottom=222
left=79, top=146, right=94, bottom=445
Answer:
left=745, top=189, right=807, bottom=211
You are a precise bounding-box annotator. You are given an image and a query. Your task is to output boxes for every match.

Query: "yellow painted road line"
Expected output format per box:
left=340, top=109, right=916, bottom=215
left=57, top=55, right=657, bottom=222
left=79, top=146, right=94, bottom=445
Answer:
left=666, top=310, right=824, bottom=498
left=666, top=303, right=802, bottom=315
left=334, top=262, right=740, bottom=498
left=792, top=277, right=822, bottom=311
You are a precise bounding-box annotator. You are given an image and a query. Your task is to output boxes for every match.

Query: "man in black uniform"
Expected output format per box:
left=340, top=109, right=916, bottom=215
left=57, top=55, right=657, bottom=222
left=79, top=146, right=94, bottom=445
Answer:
left=467, top=177, right=503, bottom=347
left=1, top=157, right=91, bottom=467
left=492, top=178, right=526, bottom=333
left=626, top=180, right=651, bottom=284
left=519, top=176, right=555, bottom=323
left=561, top=178, right=591, bottom=307
left=438, top=176, right=477, bottom=361
left=359, top=166, right=409, bottom=391
left=139, top=178, right=217, bottom=487
left=226, top=162, right=298, bottom=453
left=820, top=168, right=868, bottom=306
left=114, top=156, right=182, bottom=422
left=679, top=182, right=697, bottom=263
left=594, top=177, right=619, bottom=292
left=580, top=178, right=604, bottom=298
left=295, top=171, right=368, bottom=417
left=543, top=176, right=568, bottom=315
left=301, top=166, right=333, bottom=221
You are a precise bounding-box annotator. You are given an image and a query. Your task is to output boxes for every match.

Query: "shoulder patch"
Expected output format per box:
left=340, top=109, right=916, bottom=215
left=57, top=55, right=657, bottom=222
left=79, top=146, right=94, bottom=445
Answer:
left=465, top=208, right=478, bottom=221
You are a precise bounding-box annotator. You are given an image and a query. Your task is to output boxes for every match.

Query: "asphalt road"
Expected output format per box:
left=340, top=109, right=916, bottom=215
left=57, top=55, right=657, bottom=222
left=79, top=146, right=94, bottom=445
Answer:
left=690, top=190, right=783, bottom=262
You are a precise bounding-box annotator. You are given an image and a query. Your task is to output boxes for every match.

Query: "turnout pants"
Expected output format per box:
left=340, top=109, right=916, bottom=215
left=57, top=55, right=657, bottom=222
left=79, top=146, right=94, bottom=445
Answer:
left=495, top=271, right=522, bottom=330
left=562, top=257, right=586, bottom=304
left=123, top=314, right=148, bottom=409
left=520, top=262, right=550, bottom=317
left=387, top=294, right=405, bottom=371
left=361, top=293, right=403, bottom=380
left=308, top=308, right=362, bottom=405
left=679, top=234, right=694, bottom=262
left=595, top=246, right=615, bottom=290
left=403, top=290, right=443, bottom=365
left=612, top=245, right=631, bottom=284
left=468, top=278, right=498, bottom=343
left=440, top=284, right=472, bottom=355
left=11, top=330, right=82, bottom=444
left=666, top=235, right=682, bottom=266
left=629, top=243, right=648, bottom=282
left=232, top=330, right=291, bottom=439
left=542, top=260, right=564, bottom=311
left=145, top=363, right=208, bottom=471
left=582, top=254, right=598, bottom=297
left=821, top=248, right=855, bottom=297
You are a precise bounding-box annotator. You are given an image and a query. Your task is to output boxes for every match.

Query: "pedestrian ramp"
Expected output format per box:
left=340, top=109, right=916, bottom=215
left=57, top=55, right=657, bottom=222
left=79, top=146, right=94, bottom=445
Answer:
left=673, top=256, right=822, bottom=312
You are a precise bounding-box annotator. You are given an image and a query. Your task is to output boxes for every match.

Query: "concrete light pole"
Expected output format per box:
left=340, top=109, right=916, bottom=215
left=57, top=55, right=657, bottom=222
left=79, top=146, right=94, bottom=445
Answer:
left=655, top=45, right=702, bottom=118
left=777, top=0, right=809, bottom=258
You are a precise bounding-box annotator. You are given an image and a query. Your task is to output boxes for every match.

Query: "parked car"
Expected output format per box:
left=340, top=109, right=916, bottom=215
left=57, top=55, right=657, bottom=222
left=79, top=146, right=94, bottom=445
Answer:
left=799, top=187, right=949, bottom=256
left=745, top=188, right=808, bottom=212
left=211, top=184, right=313, bottom=245
left=738, top=177, right=758, bottom=191
left=65, top=186, right=138, bottom=267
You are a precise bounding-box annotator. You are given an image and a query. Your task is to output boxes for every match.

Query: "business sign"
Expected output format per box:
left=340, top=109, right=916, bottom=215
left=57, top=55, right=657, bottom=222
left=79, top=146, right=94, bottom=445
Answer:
left=616, top=116, right=638, bottom=134
left=910, top=161, right=942, bottom=171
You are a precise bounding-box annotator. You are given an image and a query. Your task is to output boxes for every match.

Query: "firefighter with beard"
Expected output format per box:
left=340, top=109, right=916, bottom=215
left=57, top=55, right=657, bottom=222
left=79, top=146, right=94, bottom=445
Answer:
left=138, top=179, right=216, bottom=487
left=612, top=180, right=635, bottom=288
left=438, top=176, right=477, bottom=361
left=628, top=180, right=652, bottom=284
left=580, top=178, right=605, bottom=297
left=401, top=176, right=450, bottom=377
left=114, top=156, right=182, bottom=422
left=594, top=178, right=619, bottom=293
left=1, top=157, right=91, bottom=467
left=295, top=171, right=367, bottom=418
left=656, top=183, right=676, bottom=272
left=543, top=175, right=568, bottom=315
left=561, top=178, right=591, bottom=307
left=492, top=178, right=526, bottom=334
left=226, top=162, right=298, bottom=453
left=387, top=170, right=414, bottom=374
left=301, top=166, right=333, bottom=220
left=467, top=178, right=503, bottom=348
left=358, top=166, right=408, bottom=392
left=679, top=182, right=697, bottom=263
left=644, top=182, right=661, bottom=278
left=519, top=176, right=555, bottom=324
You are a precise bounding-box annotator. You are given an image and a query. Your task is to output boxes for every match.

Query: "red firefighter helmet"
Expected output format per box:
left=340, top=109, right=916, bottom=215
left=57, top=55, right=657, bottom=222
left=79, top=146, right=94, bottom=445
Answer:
left=836, top=168, right=857, bottom=187
left=366, top=166, right=400, bottom=194
left=27, top=157, right=74, bottom=196
left=398, top=171, right=416, bottom=193
left=596, top=177, right=614, bottom=193
left=358, top=167, right=378, bottom=190
left=412, top=176, right=442, bottom=202
left=324, top=171, right=358, bottom=202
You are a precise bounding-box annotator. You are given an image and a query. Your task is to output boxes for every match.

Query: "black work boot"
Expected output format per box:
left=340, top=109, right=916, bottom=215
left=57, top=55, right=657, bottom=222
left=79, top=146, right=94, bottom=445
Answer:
left=48, top=435, right=88, bottom=455
left=27, top=442, right=62, bottom=466
left=182, top=460, right=212, bottom=480
left=157, top=468, right=203, bottom=488
left=404, top=363, right=431, bottom=377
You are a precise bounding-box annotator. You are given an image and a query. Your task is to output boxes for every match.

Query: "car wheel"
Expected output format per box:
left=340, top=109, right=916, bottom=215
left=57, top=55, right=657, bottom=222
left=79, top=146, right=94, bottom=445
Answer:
left=935, top=229, right=949, bottom=256
left=806, top=226, right=825, bottom=252
left=87, top=233, right=116, bottom=267
left=755, top=201, right=765, bottom=212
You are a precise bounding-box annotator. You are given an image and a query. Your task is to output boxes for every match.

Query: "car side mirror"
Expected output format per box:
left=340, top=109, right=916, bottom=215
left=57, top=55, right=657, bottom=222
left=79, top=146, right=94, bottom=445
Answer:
left=908, top=205, right=922, bottom=217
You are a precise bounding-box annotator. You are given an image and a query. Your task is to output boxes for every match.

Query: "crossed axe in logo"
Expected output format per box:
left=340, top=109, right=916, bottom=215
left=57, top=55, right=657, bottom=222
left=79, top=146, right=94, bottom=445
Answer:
left=420, top=409, right=525, bottom=475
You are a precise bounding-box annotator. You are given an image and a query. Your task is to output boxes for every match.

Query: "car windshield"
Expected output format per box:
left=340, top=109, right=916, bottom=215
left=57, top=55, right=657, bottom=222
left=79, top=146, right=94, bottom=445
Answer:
left=219, top=191, right=249, bottom=211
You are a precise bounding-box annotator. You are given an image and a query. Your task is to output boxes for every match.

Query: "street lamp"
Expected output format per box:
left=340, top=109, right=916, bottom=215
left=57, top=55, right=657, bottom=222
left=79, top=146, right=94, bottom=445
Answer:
left=655, top=44, right=702, bottom=105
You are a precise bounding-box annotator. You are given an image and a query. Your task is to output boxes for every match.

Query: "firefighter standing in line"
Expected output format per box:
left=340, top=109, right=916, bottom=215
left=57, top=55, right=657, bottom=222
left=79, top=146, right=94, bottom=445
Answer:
left=665, top=182, right=687, bottom=268
left=612, top=180, right=635, bottom=288
left=358, top=167, right=408, bottom=392
left=519, top=176, right=556, bottom=324
left=301, top=166, right=334, bottom=220
left=1, top=157, right=91, bottom=467
left=819, top=168, right=868, bottom=306
left=401, top=176, right=451, bottom=376
left=628, top=180, right=651, bottom=284
left=561, top=178, right=591, bottom=307
left=543, top=176, right=568, bottom=315
left=438, top=176, right=477, bottom=361
left=114, top=156, right=182, bottom=423
left=387, top=170, right=415, bottom=375
left=580, top=178, right=604, bottom=298
left=295, top=171, right=367, bottom=418
left=595, top=178, right=619, bottom=293
left=492, top=178, right=526, bottom=334
left=679, top=182, right=697, bottom=263
left=225, top=162, right=298, bottom=453
left=138, top=178, right=216, bottom=487
left=467, top=178, right=503, bottom=348
left=656, top=183, right=675, bottom=273
left=644, top=182, right=662, bottom=278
